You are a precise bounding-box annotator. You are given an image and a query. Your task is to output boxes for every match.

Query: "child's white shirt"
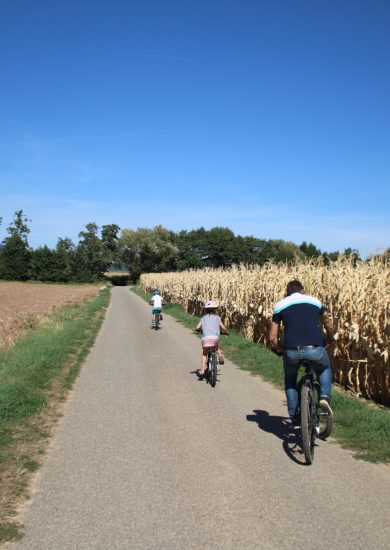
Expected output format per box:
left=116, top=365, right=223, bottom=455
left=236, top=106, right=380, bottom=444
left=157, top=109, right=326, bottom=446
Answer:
left=151, top=295, right=163, bottom=308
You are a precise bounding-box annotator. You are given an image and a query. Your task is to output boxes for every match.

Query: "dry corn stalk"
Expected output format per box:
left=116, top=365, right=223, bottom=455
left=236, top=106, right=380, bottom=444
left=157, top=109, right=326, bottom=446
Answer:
left=140, top=257, right=390, bottom=405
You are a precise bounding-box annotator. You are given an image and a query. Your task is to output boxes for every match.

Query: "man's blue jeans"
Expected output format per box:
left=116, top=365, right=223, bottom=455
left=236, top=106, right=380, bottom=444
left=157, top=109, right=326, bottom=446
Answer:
left=283, top=346, right=332, bottom=418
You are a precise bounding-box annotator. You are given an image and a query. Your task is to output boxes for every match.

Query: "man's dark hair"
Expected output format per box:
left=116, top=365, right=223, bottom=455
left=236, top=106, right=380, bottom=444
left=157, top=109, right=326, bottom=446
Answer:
left=286, top=279, right=304, bottom=296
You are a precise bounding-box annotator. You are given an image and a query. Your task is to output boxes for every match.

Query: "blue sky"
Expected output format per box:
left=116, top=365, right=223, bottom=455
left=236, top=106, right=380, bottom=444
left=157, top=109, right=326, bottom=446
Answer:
left=0, top=0, right=389, bottom=257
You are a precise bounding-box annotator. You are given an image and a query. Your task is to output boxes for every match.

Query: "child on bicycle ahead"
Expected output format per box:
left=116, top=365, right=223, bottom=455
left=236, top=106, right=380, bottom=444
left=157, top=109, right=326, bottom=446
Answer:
left=150, top=289, right=163, bottom=326
left=196, top=300, right=227, bottom=377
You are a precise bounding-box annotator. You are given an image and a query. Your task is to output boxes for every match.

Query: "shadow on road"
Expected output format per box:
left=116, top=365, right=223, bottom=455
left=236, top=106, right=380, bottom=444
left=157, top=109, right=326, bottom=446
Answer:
left=190, top=370, right=221, bottom=384
left=246, top=409, right=308, bottom=466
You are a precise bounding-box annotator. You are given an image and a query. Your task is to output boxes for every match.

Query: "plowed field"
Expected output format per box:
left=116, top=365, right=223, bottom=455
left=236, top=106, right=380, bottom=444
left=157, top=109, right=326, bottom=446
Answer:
left=0, top=282, right=101, bottom=346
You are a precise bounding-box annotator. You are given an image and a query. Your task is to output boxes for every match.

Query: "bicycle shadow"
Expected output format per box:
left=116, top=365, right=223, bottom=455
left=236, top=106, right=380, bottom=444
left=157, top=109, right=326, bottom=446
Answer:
left=191, top=369, right=204, bottom=382
left=246, top=409, right=309, bottom=466
left=190, top=370, right=221, bottom=383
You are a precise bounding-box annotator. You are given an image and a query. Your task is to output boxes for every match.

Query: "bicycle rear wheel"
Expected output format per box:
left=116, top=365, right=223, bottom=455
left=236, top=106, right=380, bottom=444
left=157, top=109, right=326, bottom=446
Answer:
left=300, top=384, right=316, bottom=464
left=209, top=351, right=217, bottom=387
left=155, top=315, right=160, bottom=330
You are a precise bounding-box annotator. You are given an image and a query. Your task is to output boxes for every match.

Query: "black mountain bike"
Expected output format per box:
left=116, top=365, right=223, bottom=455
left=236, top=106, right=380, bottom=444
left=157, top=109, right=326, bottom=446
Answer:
left=272, top=349, right=333, bottom=465
left=297, top=359, right=333, bottom=464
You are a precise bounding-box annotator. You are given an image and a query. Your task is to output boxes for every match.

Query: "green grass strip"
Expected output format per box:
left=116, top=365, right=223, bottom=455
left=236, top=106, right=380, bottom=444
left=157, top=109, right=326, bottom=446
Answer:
left=0, top=288, right=110, bottom=435
left=132, top=286, right=390, bottom=463
left=0, top=288, right=110, bottom=542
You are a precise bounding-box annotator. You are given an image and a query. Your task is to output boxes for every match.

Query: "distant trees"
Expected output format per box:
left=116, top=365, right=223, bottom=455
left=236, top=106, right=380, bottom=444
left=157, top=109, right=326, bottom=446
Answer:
left=299, top=241, right=322, bottom=258
left=173, top=228, right=308, bottom=269
left=0, top=209, right=382, bottom=284
left=0, top=214, right=120, bottom=283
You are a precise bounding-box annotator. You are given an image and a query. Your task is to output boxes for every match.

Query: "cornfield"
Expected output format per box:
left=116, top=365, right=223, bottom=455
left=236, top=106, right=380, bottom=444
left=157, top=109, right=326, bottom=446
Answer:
left=140, top=258, right=390, bottom=406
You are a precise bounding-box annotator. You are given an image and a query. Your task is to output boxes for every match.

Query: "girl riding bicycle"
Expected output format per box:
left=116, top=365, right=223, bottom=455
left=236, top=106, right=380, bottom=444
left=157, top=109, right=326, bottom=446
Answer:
left=196, top=300, right=227, bottom=377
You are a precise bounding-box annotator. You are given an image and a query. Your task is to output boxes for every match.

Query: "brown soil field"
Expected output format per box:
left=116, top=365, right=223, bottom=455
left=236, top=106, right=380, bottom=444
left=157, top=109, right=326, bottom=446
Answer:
left=0, top=282, right=101, bottom=346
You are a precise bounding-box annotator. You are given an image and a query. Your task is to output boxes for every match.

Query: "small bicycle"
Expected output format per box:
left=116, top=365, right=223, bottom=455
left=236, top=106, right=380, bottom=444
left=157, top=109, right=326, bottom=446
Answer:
left=153, top=311, right=161, bottom=330
left=204, top=346, right=219, bottom=387
left=151, top=307, right=164, bottom=331
left=195, top=332, right=228, bottom=388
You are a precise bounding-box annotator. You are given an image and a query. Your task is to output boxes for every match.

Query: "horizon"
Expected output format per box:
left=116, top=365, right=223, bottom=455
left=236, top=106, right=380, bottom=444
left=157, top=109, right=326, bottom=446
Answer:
left=0, top=211, right=384, bottom=260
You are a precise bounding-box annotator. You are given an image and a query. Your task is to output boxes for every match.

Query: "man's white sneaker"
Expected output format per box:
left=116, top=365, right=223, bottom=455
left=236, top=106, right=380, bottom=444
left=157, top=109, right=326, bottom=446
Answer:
left=319, top=397, right=333, bottom=416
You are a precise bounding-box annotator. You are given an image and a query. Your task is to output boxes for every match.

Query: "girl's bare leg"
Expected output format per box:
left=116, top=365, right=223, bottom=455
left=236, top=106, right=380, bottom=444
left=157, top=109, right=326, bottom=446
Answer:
left=218, top=348, right=225, bottom=364
left=200, top=350, right=207, bottom=375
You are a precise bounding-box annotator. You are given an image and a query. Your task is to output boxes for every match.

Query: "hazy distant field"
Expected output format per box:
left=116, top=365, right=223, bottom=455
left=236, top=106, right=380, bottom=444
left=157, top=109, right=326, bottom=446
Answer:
left=0, top=282, right=100, bottom=346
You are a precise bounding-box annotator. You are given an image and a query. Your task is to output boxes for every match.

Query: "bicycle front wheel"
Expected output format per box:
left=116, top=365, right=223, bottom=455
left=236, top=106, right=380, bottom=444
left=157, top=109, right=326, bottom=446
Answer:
left=300, top=384, right=316, bottom=464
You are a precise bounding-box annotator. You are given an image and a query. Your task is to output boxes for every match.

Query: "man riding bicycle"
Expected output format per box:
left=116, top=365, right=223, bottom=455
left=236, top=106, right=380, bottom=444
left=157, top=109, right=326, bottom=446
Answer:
left=269, top=280, right=335, bottom=426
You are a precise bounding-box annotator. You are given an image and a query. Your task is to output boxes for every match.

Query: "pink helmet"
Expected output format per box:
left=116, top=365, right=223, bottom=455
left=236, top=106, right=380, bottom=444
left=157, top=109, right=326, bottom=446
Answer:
left=204, top=299, right=219, bottom=309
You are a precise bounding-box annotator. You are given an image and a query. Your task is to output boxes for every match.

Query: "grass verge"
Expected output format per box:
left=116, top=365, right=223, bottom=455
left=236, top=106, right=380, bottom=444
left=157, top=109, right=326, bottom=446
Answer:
left=0, top=288, right=110, bottom=543
left=132, top=286, right=390, bottom=464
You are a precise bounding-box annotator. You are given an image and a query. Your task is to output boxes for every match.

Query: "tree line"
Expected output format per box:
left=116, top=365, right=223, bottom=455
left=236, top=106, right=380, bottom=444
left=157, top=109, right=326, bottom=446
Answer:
left=0, top=210, right=370, bottom=284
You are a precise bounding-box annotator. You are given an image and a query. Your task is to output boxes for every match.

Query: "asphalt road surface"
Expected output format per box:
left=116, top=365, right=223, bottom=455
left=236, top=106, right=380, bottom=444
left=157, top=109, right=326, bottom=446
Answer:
left=7, top=287, right=390, bottom=549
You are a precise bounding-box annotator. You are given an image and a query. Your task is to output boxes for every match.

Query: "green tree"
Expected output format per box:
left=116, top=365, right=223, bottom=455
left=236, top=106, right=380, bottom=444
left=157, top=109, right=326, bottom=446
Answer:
left=6, top=210, right=31, bottom=241
left=174, top=227, right=250, bottom=269
left=29, top=239, right=79, bottom=282
left=29, top=246, right=60, bottom=282
left=101, top=223, right=121, bottom=266
left=0, top=210, right=32, bottom=280
left=55, top=237, right=77, bottom=281
left=75, top=223, right=107, bottom=281
left=203, top=227, right=239, bottom=267
left=264, top=239, right=304, bottom=263
left=174, top=228, right=209, bottom=270
left=119, top=225, right=178, bottom=282
left=299, top=241, right=322, bottom=258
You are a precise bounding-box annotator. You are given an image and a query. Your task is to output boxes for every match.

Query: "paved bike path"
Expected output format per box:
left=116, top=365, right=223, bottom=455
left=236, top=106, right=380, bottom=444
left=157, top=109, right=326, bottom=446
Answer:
left=7, top=287, right=390, bottom=549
